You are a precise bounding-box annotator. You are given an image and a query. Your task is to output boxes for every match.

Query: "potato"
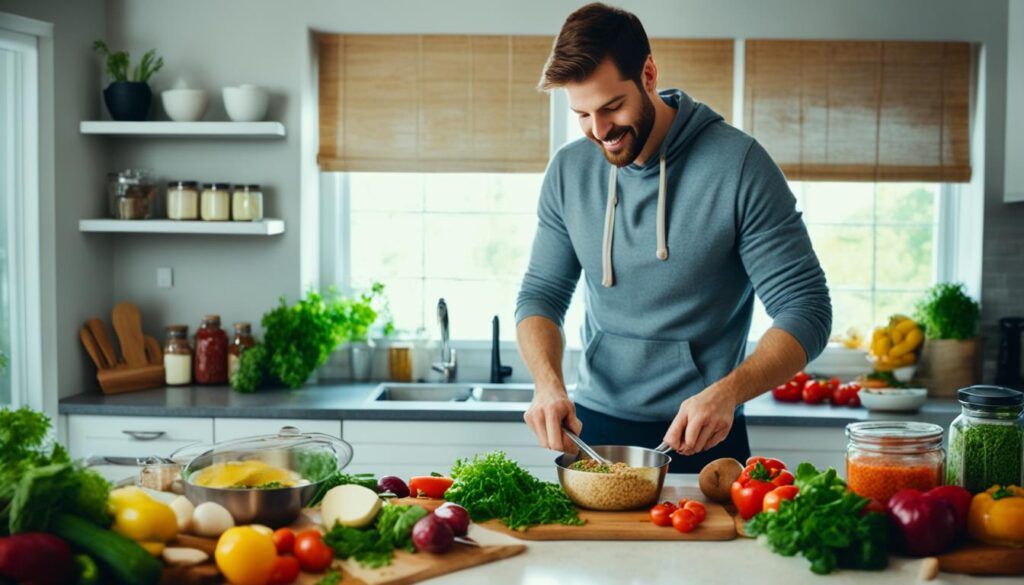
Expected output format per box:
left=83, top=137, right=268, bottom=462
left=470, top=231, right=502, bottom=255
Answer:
left=699, top=457, right=744, bottom=503
left=191, top=502, right=235, bottom=537
left=321, top=484, right=382, bottom=530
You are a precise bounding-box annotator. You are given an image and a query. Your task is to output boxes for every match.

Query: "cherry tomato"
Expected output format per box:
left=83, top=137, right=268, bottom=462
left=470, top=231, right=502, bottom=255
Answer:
left=831, top=385, right=850, bottom=406
left=293, top=530, right=333, bottom=573
left=848, top=387, right=862, bottom=408
left=802, top=380, right=829, bottom=404
left=670, top=508, right=698, bottom=533
left=268, top=555, right=300, bottom=585
left=676, top=498, right=689, bottom=509
left=272, top=528, right=295, bottom=555
left=649, top=503, right=674, bottom=527
left=793, top=371, right=810, bottom=388
left=682, top=500, right=706, bottom=523
left=762, top=485, right=800, bottom=512
left=830, top=377, right=842, bottom=391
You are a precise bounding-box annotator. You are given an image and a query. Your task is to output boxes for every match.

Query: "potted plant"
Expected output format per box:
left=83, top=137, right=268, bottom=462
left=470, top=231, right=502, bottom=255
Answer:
left=913, top=282, right=981, bottom=397
left=93, top=40, right=164, bottom=121
left=342, top=283, right=393, bottom=382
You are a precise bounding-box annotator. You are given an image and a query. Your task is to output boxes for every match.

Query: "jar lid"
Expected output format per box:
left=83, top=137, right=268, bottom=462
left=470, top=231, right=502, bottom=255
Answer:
left=233, top=322, right=251, bottom=329
left=236, top=184, right=261, bottom=190
left=202, top=183, right=231, bottom=190
left=958, top=385, right=1024, bottom=407
left=166, top=324, right=189, bottom=334
left=202, top=314, right=221, bottom=323
left=846, top=421, right=944, bottom=444
left=168, top=180, right=199, bottom=188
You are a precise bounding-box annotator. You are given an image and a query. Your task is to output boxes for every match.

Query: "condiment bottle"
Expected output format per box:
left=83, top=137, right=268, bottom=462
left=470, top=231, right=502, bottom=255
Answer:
left=227, top=322, right=256, bottom=379
left=845, top=421, right=944, bottom=503
left=194, top=315, right=229, bottom=384
left=167, top=181, right=199, bottom=220
left=946, top=385, right=1024, bottom=493
left=164, top=325, right=192, bottom=386
left=200, top=183, right=231, bottom=221
left=231, top=184, right=263, bottom=221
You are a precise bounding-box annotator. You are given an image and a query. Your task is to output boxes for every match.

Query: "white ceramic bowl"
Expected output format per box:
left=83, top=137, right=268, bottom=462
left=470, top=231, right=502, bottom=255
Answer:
left=161, top=89, right=208, bottom=122
left=222, top=84, right=269, bottom=122
left=864, top=355, right=917, bottom=383
left=858, top=388, right=928, bottom=412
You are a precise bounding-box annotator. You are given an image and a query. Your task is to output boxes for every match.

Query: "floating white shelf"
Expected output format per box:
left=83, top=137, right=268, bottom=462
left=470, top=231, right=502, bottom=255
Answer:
left=79, top=121, right=286, bottom=137
left=79, top=218, right=285, bottom=236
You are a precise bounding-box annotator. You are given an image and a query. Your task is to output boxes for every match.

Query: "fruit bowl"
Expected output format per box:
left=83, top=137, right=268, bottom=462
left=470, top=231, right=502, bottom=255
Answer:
left=858, top=388, right=928, bottom=412
left=865, top=355, right=917, bottom=383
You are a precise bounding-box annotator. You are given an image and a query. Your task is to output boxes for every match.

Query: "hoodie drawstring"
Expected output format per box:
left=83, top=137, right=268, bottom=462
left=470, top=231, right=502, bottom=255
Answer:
left=601, top=152, right=669, bottom=288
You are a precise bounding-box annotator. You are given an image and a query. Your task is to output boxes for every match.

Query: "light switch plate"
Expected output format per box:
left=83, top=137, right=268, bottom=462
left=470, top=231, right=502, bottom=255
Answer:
left=157, top=267, right=173, bottom=288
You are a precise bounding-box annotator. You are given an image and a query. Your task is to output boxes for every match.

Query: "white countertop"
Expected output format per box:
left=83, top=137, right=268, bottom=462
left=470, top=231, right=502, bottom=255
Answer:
left=430, top=476, right=1016, bottom=585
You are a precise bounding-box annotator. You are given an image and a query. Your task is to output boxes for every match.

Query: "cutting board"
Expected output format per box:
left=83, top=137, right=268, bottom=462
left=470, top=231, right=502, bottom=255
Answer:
left=393, top=486, right=735, bottom=542
left=166, top=510, right=525, bottom=585
left=937, top=542, right=1024, bottom=576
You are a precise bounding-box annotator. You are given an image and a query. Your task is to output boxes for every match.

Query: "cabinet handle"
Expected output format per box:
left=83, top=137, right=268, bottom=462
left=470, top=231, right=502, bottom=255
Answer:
left=122, top=430, right=166, bottom=441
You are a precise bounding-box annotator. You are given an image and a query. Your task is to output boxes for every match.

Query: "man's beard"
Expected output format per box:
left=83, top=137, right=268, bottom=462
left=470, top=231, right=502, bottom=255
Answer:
left=595, top=90, right=656, bottom=167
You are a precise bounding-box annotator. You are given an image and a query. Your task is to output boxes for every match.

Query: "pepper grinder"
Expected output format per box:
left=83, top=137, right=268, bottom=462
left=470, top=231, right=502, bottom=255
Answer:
left=996, top=317, right=1024, bottom=388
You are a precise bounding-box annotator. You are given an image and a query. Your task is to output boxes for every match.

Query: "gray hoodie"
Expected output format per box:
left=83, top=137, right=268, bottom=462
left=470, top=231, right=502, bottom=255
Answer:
left=515, top=89, right=832, bottom=422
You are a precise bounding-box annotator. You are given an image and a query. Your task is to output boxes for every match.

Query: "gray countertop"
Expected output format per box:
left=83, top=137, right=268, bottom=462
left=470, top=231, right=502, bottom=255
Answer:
left=58, top=382, right=962, bottom=428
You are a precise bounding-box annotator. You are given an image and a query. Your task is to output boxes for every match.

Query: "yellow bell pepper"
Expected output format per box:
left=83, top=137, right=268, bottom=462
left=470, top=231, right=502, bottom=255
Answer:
left=108, top=486, right=179, bottom=555
left=967, top=485, right=1024, bottom=548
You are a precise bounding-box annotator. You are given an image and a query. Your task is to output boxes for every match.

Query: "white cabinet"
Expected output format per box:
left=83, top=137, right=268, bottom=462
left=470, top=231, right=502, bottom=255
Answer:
left=341, top=420, right=558, bottom=481
left=1007, top=0, right=1024, bottom=202
left=214, top=418, right=341, bottom=442
left=747, top=425, right=846, bottom=473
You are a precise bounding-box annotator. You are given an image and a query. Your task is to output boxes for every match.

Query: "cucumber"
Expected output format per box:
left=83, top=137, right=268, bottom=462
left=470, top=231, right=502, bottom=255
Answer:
left=49, top=514, right=162, bottom=585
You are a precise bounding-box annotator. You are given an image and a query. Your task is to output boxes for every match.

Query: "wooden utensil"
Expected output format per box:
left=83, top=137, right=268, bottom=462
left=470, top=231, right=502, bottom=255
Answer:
left=112, top=302, right=149, bottom=368
left=96, top=364, right=165, bottom=395
left=937, top=542, right=1024, bottom=575
left=394, top=486, right=736, bottom=542
left=87, top=318, right=119, bottom=367
left=79, top=327, right=109, bottom=370
left=144, top=335, right=164, bottom=365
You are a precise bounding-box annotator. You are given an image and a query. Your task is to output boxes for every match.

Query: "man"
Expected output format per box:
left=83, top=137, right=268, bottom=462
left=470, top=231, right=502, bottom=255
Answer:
left=515, top=3, right=832, bottom=472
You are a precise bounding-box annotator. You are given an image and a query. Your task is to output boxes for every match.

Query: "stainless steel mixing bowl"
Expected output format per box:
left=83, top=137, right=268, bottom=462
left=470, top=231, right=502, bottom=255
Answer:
left=555, top=445, right=671, bottom=511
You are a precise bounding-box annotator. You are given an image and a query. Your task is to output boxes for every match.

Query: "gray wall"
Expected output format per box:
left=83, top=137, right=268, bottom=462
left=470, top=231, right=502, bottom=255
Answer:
left=0, top=0, right=112, bottom=405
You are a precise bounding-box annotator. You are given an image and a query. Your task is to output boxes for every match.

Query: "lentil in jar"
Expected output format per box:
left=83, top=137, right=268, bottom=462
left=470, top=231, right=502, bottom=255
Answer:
left=845, top=421, right=944, bottom=503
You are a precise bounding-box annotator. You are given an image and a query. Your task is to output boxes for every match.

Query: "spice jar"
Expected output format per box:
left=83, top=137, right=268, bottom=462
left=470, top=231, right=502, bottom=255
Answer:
left=108, top=169, right=158, bottom=220
left=200, top=183, right=231, bottom=221
left=167, top=181, right=199, bottom=220
left=846, top=421, right=944, bottom=503
left=164, top=325, right=193, bottom=386
left=946, top=385, right=1024, bottom=493
left=227, top=322, right=256, bottom=380
left=194, top=315, right=228, bottom=384
left=231, top=184, right=263, bottom=221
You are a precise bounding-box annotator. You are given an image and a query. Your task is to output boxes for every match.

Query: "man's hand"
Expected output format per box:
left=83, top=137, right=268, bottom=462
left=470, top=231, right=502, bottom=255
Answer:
left=662, top=382, right=738, bottom=455
left=524, top=387, right=581, bottom=453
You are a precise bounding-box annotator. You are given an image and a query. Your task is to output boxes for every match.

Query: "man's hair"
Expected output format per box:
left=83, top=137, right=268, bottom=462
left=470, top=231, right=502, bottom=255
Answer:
left=540, top=2, right=651, bottom=90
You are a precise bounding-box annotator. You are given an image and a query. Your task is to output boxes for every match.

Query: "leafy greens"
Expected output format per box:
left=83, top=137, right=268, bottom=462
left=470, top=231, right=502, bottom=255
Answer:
left=322, top=504, right=428, bottom=568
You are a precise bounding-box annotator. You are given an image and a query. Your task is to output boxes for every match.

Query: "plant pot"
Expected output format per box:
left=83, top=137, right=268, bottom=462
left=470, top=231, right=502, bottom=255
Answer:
left=103, top=81, right=152, bottom=121
left=349, top=340, right=374, bottom=382
left=914, top=337, right=981, bottom=398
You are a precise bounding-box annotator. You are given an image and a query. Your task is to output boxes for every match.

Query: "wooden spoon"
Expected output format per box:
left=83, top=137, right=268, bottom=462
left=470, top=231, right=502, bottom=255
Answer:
left=79, top=326, right=108, bottom=370
left=112, top=303, right=148, bottom=368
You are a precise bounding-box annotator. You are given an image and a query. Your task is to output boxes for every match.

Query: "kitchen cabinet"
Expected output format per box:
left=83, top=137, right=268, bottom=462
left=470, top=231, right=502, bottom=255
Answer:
left=68, top=414, right=214, bottom=460
left=214, top=417, right=341, bottom=441
left=1008, top=0, right=1024, bottom=202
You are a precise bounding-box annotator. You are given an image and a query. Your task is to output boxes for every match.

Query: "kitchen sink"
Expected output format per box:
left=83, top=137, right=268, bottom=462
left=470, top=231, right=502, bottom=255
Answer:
left=370, top=382, right=535, bottom=403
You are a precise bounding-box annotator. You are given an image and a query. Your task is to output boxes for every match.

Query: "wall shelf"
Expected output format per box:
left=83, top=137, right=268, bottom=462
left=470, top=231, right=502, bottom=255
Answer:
left=79, top=121, right=286, bottom=138
left=79, top=219, right=285, bottom=236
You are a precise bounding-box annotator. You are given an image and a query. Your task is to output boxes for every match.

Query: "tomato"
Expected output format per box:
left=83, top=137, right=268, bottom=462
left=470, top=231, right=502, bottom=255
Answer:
left=772, top=381, right=801, bottom=402
left=802, top=380, right=830, bottom=404
left=215, top=526, right=277, bottom=585
left=847, top=387, right=862, bottom=408
left=670, top=508, right=699, bottom=533
left=293, top=530, right=333, bottom=573
left=682, top=500, right=706, bottom=523
left=831, top=385, right=850, bottom=406
left=649, top=503, right=674, bottom=527
left=272, top=528, right=295, bottom=555
left=829, top=377, right=842, bottom=391
left=676, top=498, right=689, bottom=509
left=793, top=371, right=810, bottom=388
left=660, top=501, right=678, bottom=512
left=268, top=555, right=300, bottom=585
left=408, top=476, right=454, bottom=499
left=762, top=485, right=800, bottom=512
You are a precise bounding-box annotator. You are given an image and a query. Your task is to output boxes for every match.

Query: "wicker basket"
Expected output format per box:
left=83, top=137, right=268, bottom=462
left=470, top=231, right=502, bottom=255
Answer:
left=913, top=338, right=981, bottom=398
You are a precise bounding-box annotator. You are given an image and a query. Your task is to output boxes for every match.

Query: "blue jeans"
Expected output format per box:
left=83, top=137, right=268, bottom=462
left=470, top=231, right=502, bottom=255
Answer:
left=575, top=402, right=751, bottom=474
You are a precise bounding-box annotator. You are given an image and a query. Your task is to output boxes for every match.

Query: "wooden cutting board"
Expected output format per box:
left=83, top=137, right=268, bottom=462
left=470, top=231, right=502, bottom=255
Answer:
left=166, top=510, right=525, bottom=585
left=937, top=542, right=1024, bottom=576
left=393, top=486, right=735, bottom=542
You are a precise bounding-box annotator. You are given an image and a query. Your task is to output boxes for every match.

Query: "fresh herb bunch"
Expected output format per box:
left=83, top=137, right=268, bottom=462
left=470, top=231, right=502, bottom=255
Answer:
left=230, top=343, right=268, bottom=393
left=914, top=282, right=980, bottom=340
left=322, top=504, right=427, bottom=568
left=444, top=451, right=583, bottom=531
left=307, top=471, right=379, bottom=508
left=315, top=570, right=342, bottom=585
left=745, top=463, right=889, bottom=575
left=0, top=408, right=111, bottom=535
left=93, top=40, right=163, bottom=83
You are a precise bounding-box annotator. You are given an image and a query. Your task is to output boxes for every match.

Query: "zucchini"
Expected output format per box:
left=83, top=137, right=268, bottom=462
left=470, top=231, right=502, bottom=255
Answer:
left=50, top=514, right=162, bottom=585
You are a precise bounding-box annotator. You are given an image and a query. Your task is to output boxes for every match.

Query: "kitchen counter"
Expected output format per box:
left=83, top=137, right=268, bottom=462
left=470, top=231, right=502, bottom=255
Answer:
left=437, top=475, right=1015, bottom=585
left=58, top=383, right=962, bottom=428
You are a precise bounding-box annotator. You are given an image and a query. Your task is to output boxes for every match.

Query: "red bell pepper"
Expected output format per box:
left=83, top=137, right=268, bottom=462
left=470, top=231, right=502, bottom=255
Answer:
left=409, top=476, right=454, bottom=499
left=762, top=485, right=799, bottom=513
left=886, top=485, right=970, bottom=557
left=732, top=459, right=794, bottom=519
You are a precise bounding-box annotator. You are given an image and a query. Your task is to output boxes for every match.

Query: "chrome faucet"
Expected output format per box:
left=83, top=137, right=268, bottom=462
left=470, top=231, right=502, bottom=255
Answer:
left=432, top=298, right=457, bottom=382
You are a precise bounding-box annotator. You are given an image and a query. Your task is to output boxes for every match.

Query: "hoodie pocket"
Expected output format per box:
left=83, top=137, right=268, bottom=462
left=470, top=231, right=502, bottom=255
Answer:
left=583, top=330, right=707, bottom=405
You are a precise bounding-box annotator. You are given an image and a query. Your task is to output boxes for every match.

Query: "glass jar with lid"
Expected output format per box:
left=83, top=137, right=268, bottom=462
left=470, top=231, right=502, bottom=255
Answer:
left=108, top=169, right=158, bottom=220
left=194, top=315, right=228, bottom=384
left=167, top=181, right=199, bottom=220
left=227, top=322, right=256, bottom=379
left=846, top=421, right=945, bottom=503
left=946, top=385, right=1024, bottom=493
left=200, top=183, right=231, bottom=221
left=164, top=325, right=192, bottom=386
left=232, top=184, right=264, bottom=221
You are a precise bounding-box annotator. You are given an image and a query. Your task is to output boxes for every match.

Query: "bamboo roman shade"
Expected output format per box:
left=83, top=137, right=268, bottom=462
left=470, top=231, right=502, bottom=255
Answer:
left=650, top=39, right=734, bottom=123
left=744, top=40, right=972, bottom=182
left=318, top=34, right=553, bottom=173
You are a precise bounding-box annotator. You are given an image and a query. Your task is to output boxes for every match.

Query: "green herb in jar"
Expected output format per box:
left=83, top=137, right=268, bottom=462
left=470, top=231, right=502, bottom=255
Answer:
left=947, top=423, right=1024, bottom=492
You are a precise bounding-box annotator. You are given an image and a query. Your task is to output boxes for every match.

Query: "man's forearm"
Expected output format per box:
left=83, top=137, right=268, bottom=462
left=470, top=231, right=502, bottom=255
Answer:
left=716, top=327, right=808, bottom=405
left=516, top=316, right=567, bottom=395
